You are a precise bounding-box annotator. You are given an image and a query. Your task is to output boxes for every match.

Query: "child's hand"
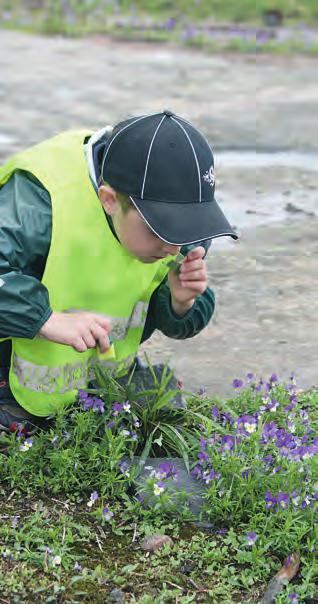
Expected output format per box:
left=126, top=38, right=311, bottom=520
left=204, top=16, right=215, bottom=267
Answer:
left=38, top=311, right=112, bottom=353
left=168, top=246, right=207, bottom=316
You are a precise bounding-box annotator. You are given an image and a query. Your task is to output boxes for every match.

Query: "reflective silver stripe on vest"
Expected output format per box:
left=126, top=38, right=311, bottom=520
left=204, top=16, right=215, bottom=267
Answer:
left=63, top=302, right=149, bottom=341
left=12, top=353, right=135, bottom=394
left=12, top=301, right=148, bottom=394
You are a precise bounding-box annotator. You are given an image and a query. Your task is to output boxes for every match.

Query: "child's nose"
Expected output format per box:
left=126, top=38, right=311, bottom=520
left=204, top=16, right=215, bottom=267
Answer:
left=162, top=244, right=181, bottom=256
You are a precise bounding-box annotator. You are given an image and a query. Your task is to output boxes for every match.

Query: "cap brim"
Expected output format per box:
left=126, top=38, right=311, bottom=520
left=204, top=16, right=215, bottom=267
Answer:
left=130, top=196, right=238, bottom=245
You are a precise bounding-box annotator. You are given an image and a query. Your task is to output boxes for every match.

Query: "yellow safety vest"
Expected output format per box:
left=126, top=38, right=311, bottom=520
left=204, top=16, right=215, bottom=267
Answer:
left=0, top=130, right=173, bottom=416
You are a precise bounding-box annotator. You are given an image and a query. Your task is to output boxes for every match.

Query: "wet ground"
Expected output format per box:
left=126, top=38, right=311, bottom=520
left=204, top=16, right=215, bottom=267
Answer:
left=0, top=31, right=317, bottom=397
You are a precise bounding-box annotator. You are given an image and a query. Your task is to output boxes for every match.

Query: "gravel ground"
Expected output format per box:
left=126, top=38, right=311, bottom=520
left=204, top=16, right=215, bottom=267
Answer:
left=0, top=30, right=317, bottom=397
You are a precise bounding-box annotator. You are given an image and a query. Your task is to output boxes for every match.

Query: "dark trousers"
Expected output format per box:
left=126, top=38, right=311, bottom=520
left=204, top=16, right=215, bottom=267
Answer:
left=0, top=340, right=11, bottom=369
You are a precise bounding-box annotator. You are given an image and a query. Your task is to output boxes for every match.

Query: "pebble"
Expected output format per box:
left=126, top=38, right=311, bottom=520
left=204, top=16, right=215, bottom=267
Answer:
left=140, top=534, right=173, bottom=552
left=107, top=588, right=126, bottom=603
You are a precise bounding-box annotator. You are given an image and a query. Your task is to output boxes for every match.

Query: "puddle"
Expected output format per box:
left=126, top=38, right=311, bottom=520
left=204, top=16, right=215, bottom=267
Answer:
left=0, top=133, right=16, bottom=145
left=215, top=150, right=318, bottom=172
left=211, top=150, right=318, bottom=249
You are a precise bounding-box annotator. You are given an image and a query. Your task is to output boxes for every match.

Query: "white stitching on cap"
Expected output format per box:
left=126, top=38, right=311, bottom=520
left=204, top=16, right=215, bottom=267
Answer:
left=129, top=195, right=235, bottom=245
left=100, top=112, right=160, bottom=183
left=176, top=115, right=214, bottom=162
left=141, top=114, right=166, bottom=199
left=171, top=116, right=202, bottom=202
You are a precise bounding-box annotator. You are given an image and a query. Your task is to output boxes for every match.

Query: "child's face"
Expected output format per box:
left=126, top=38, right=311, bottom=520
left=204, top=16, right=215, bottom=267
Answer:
left=98, top=186, right=181, bottom=263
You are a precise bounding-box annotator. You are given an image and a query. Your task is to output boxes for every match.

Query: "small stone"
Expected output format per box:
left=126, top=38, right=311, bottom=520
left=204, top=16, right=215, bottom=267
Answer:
left=140, top=534, right=173, bottom=552
left=107, top=588, right=126, bottom=603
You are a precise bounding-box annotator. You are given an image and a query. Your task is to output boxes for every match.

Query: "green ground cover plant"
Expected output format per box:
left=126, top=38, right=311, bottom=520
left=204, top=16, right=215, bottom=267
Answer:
left=0, top=366, right=317, bottom=602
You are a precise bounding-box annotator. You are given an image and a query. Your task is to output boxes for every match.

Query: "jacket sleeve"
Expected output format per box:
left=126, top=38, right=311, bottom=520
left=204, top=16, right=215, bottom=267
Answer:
left=141, top=241, right=215, bottom=343
left=0, top=170, right=53, bottom=340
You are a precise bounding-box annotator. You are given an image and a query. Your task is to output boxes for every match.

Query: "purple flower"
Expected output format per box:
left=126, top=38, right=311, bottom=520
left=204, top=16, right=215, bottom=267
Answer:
left=198, top=451, right=209, bottom=465
left=202, top=468, right=221, bottom=484
left=265, top=491, right=276, bottom=509
left=288, top=594, right=299, bottom=604
left=112, top=401, right=123, bottom=416
left=246, top=531, right=258, bottom=546
left=277, top=491, right=289, bottom=509
left=221, top=435, right=235, bottom=452
left=246, top=372, right=255, bottom=381
left=269, top=373, right=279, bottom=384
left=119, top=461, right=130, bottom=477
left=102, top=506, right=114, bottom=521
left=211, top=406, right=219, bottom=420
left=157, top=461, right=178, bottom=480
left=92, top=397, right=105, bottom=413
left=236, top=414, right=258, bottom=436
left=232, top=378, right=243, bottom=389
left=87, top=491, right=98, bottom=508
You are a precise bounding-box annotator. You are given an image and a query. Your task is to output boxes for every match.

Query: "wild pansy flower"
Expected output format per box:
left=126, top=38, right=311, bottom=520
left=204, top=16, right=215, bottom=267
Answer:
left=246, top=531, right=258, bottom=546
left=11, top=516, right=19, bottom=529
left=236, top=414, right=257, bottom=436
left=288, top=594, right=299, bottom=604
left=120, top=429, right=130, bottom=437
left=232, top=378, right=243, bottom=389
left=265, top=491, right=276, bottom=509
left=154, top=481, right=165, bottom=496
left=246, top=372, right=255, bottom=382
left=202, top=468, right=221, bottom=484
left=102, top=506, right=114, bottom=521
left=211, top=406, right=219, bottom=420
left=92, top=397, right=105, bottom=413
left=87, top=491, right=98, bottom=508
left=157, top=461, right=178, bottom=480
left=198, top=451, right=209, bottom=465
left=112, top=401, right=123, bottom=416
left=277, top=491, right=289, bottom=509
left=123, top=400, right=131, bottom=413
left=20, top=438, right=33, bottom=452
left=301, top=495, right=312, bottom=508
left=74, top=561, right=82, bottom=571
left=119, top=461, right=130, bottom=477
left=266, top=398, right=279, bottom=412
left=220, top=434, right=235, bottom=452
left=52, top=555, right=61, bottom=567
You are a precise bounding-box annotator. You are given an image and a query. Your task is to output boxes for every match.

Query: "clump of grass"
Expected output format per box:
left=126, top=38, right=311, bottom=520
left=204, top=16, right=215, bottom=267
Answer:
left=0, top=366, right=317, bottom=602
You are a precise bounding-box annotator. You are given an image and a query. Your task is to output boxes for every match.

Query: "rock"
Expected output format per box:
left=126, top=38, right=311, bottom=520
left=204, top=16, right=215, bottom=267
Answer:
left=262, top=10, right=283, bottom=27
left=107, top=588, right=126, bottom=603
left=140, top=534, right=173, bottom=552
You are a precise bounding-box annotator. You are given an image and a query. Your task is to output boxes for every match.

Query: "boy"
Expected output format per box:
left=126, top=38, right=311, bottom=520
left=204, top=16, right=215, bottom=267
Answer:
left=0, top=110, right=237, bottom=433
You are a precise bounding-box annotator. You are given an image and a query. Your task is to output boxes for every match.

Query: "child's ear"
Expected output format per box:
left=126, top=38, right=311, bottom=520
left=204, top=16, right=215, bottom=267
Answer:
left=98, top=185, right=118, bottom=215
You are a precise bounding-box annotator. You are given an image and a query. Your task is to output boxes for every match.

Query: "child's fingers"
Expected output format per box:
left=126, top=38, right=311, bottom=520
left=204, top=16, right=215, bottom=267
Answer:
left=180, top=280, right=207, bottom=293
left=186, top=246, right=205, bottom=260
left=180, top=269, right=206, bottom=282
left=180, top=259, right=204, bottom=273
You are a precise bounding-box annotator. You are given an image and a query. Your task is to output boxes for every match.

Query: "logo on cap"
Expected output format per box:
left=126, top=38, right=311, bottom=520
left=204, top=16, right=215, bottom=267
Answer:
left=203, top=165, right=215, bottom=187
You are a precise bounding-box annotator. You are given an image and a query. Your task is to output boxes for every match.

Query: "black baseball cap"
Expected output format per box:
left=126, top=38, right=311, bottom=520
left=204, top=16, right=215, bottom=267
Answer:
left=101, top=110, right=238, bottom=245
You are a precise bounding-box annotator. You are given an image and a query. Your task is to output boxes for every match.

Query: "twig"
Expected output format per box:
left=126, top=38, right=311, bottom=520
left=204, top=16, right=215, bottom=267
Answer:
left=164, top=580, right=183, bottom=591
left=7, top=490, right=15, bottom=502
left=62, top=526, right=66, bottom=545
left=51, top=498, right=70, bottom=509
left=132, top=523, right=137, bottom=543
left=95, top=532, right=103, bottom=552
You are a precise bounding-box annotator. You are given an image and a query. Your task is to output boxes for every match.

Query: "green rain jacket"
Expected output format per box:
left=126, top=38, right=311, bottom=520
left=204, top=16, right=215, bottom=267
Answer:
left=0, top=135, right=215, bottom=370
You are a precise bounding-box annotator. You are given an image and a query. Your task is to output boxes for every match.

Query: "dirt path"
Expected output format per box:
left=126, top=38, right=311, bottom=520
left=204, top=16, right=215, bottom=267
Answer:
left=0, top=31, right=317, bottom=397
